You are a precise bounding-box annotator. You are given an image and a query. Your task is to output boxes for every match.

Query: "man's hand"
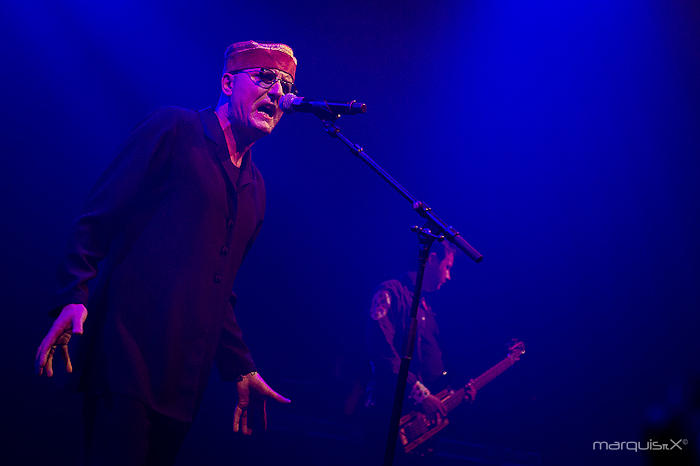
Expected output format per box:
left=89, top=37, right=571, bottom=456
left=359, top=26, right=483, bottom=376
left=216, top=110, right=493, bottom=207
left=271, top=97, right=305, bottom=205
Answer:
left=35, top=304, right=87, bottom=377
left=419, top=394, right=447, bottom=422
left=233, top=372, right=290, bottom=435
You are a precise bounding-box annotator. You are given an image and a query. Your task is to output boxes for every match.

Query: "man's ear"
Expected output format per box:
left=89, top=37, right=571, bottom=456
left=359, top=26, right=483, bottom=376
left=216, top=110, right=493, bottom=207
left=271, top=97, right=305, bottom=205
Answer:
left=427, top=251, right=439, bottom=264
left=221, top=73, right=234, bottom=96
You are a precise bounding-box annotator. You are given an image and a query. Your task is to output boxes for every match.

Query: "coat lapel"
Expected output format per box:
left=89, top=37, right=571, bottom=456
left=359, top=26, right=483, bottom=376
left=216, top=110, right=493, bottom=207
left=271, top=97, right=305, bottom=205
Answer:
left=199, top=108, right=241, bottom=191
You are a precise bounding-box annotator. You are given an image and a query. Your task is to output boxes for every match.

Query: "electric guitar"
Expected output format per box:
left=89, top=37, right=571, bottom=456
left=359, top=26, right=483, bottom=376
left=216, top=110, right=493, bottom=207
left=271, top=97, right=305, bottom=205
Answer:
left=398, top=340, right=526, bottom=453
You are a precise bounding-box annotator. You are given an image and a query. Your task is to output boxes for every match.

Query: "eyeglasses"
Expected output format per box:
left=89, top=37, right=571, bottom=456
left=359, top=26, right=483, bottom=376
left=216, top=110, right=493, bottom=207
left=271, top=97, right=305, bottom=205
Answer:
left=227, top=67, right=298, bottom=95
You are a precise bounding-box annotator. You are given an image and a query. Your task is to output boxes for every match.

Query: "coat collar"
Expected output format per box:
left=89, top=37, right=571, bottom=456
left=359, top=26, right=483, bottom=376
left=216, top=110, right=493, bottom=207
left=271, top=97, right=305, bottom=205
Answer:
left=199, top=107, right=255, bottom=191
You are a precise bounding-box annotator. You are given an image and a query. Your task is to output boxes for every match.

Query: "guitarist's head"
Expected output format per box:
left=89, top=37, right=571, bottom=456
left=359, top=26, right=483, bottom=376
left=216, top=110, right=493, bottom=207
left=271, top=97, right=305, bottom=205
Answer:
left=423, top=242, right=456, bottom=292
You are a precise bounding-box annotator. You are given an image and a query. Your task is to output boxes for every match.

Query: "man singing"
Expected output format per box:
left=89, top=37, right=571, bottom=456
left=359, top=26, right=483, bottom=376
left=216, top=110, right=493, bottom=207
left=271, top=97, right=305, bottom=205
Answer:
left=35, top=40, right=296, bottom=465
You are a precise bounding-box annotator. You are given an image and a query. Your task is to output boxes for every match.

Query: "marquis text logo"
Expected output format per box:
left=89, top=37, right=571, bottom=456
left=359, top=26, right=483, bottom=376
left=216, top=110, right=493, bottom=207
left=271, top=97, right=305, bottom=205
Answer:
left=593, top=438, right=688, bottom=453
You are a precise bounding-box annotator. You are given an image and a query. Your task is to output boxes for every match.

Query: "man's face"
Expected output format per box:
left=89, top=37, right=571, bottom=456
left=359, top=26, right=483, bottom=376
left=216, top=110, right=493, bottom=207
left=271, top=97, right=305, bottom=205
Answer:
left=436, top=252, right=454, bottom=290
left=224, top=68, right=292, bottom=142
left=426, top=251, right=454, bottom=292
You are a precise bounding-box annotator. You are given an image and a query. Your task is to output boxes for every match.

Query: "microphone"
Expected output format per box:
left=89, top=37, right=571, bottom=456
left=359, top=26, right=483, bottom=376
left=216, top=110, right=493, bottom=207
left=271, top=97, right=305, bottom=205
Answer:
left=280, top=94, right=367, bottom=116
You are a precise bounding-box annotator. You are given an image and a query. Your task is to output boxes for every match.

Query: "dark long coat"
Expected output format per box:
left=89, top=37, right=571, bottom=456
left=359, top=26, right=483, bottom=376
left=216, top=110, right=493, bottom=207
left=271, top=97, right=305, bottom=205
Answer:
left=54, top=107, right=264, bottom=421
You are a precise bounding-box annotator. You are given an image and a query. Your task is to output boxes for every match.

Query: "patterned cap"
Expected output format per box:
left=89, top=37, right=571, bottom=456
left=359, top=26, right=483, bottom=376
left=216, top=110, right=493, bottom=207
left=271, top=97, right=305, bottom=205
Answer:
left=223, top=40, right=297, bottom=80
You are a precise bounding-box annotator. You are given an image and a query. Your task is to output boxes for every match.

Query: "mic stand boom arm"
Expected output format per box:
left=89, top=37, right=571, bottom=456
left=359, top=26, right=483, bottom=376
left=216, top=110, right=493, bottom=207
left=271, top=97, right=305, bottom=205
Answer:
left=320, top=117, right=482, bottom=263
left=316, top=115, right=483, bottom=466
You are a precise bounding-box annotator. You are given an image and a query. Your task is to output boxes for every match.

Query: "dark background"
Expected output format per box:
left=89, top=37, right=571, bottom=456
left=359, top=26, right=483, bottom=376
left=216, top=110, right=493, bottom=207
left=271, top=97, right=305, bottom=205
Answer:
left=4, top=1, right=699, bottom=465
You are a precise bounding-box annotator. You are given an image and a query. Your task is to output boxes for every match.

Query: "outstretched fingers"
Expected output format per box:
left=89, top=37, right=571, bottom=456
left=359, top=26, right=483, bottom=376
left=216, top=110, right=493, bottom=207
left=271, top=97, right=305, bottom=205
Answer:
left=35, top=344, right=46, bottom=376
left=35, top=305, right=86, bottom=377
left=35, top=332, right=58, bottom=376
left=241, top=407, right=249, bottom=435
left=265, top=387, right=291, bottom=404
left=233, top=406, right=242, bottom=433
left=61, top=344, right=73, bottom=373
left=262, top=400, right=268, bottom=431
left=233, top=405, right=252, bottom=435
left=253, top=375, right=290, bottom=404
left=45, top=346, right=55, bottom=377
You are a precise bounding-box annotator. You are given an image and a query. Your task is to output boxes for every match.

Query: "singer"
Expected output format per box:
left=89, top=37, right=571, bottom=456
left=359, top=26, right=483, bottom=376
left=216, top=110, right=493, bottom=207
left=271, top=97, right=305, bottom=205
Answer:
left=34, top=40, right=296, bottom=465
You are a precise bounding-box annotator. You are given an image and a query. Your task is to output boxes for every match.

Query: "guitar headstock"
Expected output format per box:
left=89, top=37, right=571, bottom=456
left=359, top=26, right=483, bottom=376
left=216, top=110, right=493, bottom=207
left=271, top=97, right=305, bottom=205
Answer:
left=507, top=339, right=526, bottom=361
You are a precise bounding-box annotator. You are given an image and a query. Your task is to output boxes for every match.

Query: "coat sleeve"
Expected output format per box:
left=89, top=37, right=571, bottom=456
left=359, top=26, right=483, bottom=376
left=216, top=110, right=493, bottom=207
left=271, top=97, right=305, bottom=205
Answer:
left=366, top=286, right=419, bottom=388
left=215, top=293, right=257, bottom=381
left=52, top=108, right=179, bottom=315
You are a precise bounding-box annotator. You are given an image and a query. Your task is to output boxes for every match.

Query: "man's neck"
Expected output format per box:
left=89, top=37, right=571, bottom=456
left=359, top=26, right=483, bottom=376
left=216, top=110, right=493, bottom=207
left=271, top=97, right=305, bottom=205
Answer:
left=215, top=105, right=251, bottom=168
left=407, top=271, right=437, bottom=293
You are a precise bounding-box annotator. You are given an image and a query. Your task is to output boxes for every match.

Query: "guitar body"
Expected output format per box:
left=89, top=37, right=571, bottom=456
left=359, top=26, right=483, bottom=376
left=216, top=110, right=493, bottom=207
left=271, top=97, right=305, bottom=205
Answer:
left=398, top=340, right=526, bottom=454
left=399, top=388, right=455, bottom=453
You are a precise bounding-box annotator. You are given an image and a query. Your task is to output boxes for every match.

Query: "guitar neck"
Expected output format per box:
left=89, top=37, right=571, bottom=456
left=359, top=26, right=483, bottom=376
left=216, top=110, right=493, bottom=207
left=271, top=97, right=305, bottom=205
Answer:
left=439, top=354, right=519, bottom=413
left=442, top=387, right=466, bottom=412
left=469, top=356, right=516, bottom=391
left=401, top=341, right=525, bottom=454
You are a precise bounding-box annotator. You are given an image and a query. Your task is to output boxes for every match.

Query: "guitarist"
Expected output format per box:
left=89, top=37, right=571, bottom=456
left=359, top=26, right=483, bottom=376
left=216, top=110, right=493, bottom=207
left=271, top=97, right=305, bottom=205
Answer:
left=364, top=242, right=475, bottom=462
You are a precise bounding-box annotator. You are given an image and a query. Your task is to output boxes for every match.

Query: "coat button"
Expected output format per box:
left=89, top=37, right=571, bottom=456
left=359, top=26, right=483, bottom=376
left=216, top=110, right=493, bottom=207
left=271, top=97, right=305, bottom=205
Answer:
left=220, top=246, right=229, bottom=256
left=214, top=273, right=223, bottom=283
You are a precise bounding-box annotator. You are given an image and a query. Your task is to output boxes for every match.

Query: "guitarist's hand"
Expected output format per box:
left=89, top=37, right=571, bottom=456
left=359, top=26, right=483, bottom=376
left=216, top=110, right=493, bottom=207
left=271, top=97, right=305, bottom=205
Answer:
left=419, top=394, right=447, bottom=422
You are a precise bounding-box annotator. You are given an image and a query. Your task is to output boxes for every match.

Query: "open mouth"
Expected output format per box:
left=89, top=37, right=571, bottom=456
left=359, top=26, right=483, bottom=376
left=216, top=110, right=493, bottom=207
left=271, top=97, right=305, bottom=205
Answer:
left=257, top=103, right=276, bottom=118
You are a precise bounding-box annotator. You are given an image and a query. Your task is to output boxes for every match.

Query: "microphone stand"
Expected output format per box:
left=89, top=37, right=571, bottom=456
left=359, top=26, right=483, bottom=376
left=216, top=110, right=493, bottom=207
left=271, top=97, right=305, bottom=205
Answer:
left=312, top=108, right=483, bottom=466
